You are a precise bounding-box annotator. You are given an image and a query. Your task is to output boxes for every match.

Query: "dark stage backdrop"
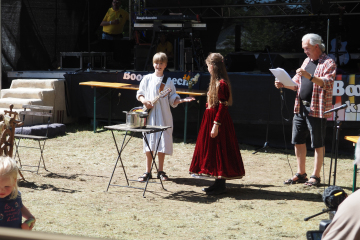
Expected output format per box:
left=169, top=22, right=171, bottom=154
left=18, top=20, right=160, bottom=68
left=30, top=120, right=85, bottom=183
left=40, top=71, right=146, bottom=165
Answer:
left=64, top=71, right=295, bottom=124
left=1, top=0, right=222, bottom=75
left=64, top=71, right=360, bottom=154
left=1, top=0, right=117, bottom=72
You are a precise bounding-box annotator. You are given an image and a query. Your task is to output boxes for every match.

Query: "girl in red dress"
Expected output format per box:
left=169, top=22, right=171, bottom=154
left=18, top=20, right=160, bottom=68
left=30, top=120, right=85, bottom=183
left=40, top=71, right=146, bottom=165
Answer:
left=189, top=53, right=245, bottom=195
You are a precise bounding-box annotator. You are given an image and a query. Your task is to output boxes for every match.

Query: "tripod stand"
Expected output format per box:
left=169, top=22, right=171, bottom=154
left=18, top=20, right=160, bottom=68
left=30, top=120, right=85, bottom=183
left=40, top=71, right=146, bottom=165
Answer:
left=304, top=207, right=336, bottom=221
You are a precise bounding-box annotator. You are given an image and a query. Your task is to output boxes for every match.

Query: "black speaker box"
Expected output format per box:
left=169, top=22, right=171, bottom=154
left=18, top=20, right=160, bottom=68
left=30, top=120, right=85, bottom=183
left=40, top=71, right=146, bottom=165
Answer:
left=225, top=53, right=256, bottom=72
left=256, top=53, right=286, bottom=72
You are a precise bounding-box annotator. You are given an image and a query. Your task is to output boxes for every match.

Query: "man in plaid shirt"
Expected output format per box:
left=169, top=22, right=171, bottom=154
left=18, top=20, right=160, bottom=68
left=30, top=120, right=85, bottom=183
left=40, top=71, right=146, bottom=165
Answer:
left=275, top=33, right=336, bottom=187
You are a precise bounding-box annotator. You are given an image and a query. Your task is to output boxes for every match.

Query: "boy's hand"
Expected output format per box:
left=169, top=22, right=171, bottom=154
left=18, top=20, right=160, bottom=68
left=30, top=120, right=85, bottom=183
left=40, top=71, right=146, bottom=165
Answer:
left=142, top=100, right=153, bottom=109
left=183, top=97, right=195, bottom=102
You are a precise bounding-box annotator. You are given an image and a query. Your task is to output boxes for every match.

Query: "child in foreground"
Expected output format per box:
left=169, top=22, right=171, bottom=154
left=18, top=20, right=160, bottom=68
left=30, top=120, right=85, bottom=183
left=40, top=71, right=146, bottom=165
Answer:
left=189, top=52, right=245, bottom=195
left=136, top=52, right=195, bottom=182
left=0, top=156, right=36, bottom=229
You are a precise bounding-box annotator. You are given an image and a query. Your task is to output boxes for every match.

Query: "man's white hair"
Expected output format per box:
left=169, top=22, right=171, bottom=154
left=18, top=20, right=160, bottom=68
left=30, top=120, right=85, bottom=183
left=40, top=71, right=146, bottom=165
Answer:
left=302, top=33, right=325, bottom=52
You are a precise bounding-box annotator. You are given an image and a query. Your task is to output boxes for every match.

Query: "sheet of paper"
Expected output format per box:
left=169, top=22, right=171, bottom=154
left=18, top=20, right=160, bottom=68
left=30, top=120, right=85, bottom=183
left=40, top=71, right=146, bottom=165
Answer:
left=270, top=68, right=297, bottom=87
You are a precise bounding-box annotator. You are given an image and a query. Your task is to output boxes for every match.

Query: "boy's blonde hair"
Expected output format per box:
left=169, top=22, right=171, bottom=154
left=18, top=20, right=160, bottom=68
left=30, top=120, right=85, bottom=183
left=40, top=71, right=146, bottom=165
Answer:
left=0, top=156, right=19, bottom=199
left=153, top=52, right=168, bottom=64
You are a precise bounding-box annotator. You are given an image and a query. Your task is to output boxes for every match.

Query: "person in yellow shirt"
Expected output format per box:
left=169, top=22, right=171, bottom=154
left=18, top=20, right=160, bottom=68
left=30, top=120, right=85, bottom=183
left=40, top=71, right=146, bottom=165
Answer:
left=156, top=33, right=173, bottom=59
left=100, top=0, right=129, bottom=40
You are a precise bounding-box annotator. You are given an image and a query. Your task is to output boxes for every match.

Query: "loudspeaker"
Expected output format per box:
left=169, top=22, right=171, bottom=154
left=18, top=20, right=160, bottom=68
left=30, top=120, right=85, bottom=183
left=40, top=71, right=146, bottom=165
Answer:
left=225, top=53, right=256, bottom=72
left=310, top=0, right=329, bottom=14
left=256, top=53, right=285, bottom=72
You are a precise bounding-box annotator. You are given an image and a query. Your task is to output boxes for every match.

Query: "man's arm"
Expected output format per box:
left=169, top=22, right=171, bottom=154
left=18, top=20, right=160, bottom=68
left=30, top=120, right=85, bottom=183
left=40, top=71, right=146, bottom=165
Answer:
left=100, top=20, right=113, bottom=26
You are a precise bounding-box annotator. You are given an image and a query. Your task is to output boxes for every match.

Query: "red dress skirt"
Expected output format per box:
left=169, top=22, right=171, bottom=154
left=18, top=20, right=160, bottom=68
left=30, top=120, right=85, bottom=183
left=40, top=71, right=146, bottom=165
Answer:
left=189, top=80, right=245, bottom=179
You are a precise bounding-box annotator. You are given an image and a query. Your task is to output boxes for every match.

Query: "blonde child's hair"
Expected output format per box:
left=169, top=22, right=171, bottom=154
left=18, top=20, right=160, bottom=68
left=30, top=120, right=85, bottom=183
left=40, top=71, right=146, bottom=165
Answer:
left=206, top=53, right=233, bottom=108
left=0, top=156, right=19, bottom=199
left=153, top=52, right=168, bottom=64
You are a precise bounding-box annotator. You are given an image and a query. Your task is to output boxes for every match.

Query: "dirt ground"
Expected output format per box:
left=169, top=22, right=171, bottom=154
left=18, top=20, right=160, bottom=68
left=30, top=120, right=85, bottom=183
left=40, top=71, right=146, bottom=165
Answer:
left=15, top=124, right=358, bottom=240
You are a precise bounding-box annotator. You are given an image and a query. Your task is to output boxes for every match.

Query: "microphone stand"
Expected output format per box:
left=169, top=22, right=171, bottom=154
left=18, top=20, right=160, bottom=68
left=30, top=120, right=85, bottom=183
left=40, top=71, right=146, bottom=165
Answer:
left=253, top=47, right=286, bottom=154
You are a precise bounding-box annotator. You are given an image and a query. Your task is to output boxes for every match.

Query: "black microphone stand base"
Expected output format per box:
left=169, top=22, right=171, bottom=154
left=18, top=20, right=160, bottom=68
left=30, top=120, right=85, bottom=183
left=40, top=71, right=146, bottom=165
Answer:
left=252, top=142, right=288, bottom=154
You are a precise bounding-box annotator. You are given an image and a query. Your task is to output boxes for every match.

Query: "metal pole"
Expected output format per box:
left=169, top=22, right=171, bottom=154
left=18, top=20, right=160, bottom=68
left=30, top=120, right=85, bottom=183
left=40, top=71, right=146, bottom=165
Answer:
left=129, top=0, right=132, bottom=38
left=88, top=0, right=90, bottom=53
left=0, top=0, right=2, bottom=91
left=184, top=102, right=188, bottom=143
left=327, top=19, right=330, bottom=54
left=94, top=87, right=97, bottom=133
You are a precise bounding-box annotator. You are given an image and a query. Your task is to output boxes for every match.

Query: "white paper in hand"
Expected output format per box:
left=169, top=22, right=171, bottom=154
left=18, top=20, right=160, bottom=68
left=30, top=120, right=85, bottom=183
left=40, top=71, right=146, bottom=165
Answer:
left=270, top=68, right=297, bottom=87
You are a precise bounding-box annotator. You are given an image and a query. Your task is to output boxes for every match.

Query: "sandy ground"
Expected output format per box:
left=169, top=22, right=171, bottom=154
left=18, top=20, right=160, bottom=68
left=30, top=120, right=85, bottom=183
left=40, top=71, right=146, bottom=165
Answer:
left=13, top=125, right=358, bottom=240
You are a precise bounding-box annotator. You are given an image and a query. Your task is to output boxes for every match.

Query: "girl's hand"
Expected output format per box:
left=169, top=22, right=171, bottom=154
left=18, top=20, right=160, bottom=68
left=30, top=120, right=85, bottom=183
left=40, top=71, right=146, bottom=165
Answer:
left=211, top=124, right=219, bottom=138
left=21, top=217, right=36, bottom=230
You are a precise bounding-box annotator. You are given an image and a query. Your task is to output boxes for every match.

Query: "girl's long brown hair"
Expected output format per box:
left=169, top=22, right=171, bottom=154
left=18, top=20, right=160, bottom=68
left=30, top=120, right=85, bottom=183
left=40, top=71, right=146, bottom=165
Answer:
left=206, top=53, right=233, bottom=108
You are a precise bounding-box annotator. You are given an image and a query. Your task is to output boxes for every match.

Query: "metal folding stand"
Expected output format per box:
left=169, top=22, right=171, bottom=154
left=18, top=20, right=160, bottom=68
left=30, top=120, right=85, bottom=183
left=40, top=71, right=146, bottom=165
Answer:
left=104, top=124, right=170, bottom=197
left=327, top=105, right=347, bottom=186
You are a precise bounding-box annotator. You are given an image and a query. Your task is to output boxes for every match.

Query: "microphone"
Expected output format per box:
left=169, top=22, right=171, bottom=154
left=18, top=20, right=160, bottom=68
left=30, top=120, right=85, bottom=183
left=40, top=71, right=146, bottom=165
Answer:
left=324, top=104, right=347, bottom=114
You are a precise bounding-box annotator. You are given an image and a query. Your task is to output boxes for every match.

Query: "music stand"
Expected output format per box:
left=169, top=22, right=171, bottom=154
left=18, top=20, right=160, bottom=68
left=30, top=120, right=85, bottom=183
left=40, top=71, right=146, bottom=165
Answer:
left=326, top=104, right=347, bottom=186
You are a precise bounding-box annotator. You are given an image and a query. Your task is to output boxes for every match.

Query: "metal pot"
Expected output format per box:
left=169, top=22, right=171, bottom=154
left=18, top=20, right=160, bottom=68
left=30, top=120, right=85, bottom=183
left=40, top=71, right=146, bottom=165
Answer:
left=123, top=107, right=148, bottom=128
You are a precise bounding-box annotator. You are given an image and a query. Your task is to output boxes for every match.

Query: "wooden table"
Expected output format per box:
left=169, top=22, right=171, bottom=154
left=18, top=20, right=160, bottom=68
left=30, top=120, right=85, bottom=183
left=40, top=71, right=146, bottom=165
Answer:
left=344, top=135, right=359, bottom=192
left=79, top=81, right=207, bottom=143
left=104, top=124, right=170, bottom=197
left=79, top=82, right=135, bottom=133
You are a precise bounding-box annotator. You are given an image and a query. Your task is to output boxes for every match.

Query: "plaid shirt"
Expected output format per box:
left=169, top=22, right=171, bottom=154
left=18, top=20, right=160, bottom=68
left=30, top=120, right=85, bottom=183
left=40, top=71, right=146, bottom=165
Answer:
left=292, top=53, right=336, bottom=119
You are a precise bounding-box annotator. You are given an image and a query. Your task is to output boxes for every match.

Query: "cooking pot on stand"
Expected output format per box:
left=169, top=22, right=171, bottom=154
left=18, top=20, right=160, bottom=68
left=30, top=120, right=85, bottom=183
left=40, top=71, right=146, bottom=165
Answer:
left=123, top=107, right=148, bottom=128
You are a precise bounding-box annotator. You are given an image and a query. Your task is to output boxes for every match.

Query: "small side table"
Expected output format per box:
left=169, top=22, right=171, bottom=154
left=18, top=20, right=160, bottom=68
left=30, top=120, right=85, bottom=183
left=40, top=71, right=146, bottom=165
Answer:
left=104, top=124, right=171, bottom=197
left=344, top=135, right=359, bottom=192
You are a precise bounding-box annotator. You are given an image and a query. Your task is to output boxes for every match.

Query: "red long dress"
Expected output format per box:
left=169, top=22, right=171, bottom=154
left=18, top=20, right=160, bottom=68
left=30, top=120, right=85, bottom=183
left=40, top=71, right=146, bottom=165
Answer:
left=189, top=80, right=245, bottom=179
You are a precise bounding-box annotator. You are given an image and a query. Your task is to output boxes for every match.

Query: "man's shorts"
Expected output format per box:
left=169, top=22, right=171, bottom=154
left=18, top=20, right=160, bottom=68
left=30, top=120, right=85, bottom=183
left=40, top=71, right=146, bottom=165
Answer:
left=292, top=105, right=327, bottom=149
